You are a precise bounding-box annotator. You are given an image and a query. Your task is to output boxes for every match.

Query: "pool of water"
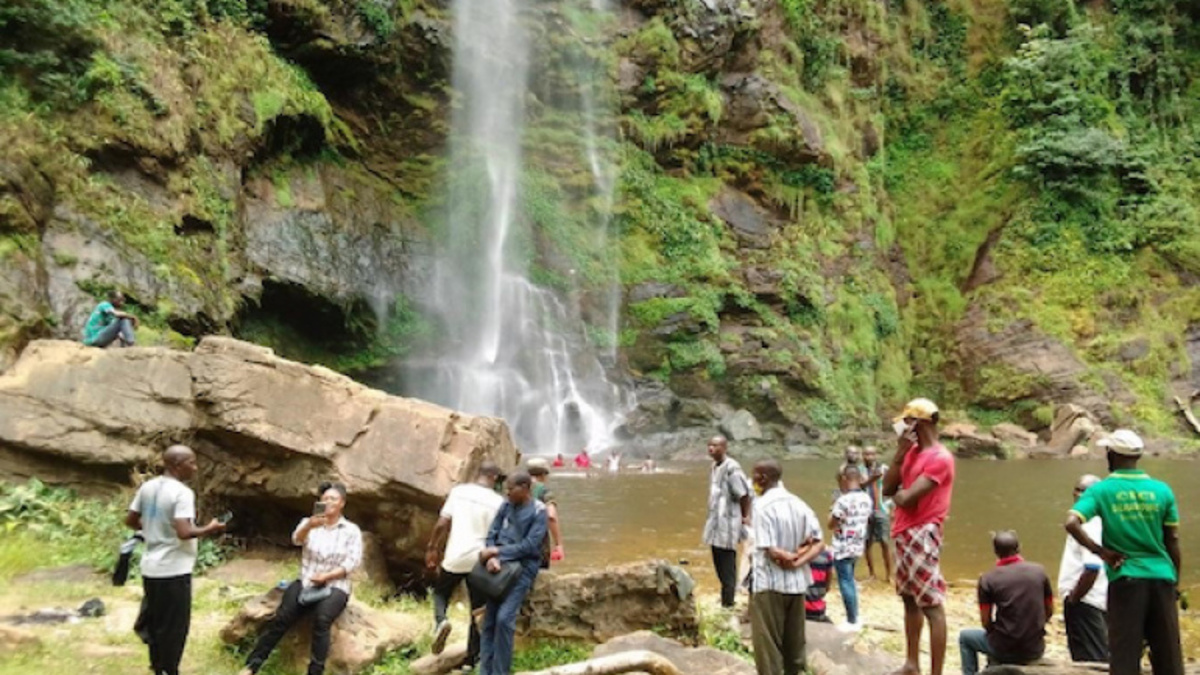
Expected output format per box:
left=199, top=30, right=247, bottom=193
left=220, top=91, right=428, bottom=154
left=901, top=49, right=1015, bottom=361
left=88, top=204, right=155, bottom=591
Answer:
left=547, top=458, right=1198, bottom=591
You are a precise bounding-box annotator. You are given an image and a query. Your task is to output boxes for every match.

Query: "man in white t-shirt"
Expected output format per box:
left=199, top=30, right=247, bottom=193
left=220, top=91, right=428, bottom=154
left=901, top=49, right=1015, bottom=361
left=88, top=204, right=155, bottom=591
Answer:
left=126, top=445, right=225, bottom=675
left=425, top=462, right=506, bottom=666
left=1058, top=474, right=1108, bottom=663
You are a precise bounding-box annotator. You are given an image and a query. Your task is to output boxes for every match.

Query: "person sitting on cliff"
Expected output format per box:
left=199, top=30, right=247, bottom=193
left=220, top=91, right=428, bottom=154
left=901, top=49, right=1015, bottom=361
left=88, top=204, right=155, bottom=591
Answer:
left=239, top=481, right=363, bottom=675
left=958, top=531, right=1053, bottom=675
left=527, top=458, right=564, bottom=564
left=81, top=290, right=139, bottom=348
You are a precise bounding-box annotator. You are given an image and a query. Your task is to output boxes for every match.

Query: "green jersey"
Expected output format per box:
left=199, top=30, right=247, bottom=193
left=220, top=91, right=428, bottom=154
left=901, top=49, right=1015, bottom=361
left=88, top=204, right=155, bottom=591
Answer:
left=1070, top=469, right=1179, bottom=583
left=82, top=301, right=116, bottom=346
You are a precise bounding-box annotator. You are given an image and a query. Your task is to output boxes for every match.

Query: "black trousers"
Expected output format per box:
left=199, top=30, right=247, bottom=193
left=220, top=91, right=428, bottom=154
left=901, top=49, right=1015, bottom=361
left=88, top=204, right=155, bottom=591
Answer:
left=245, top=581, right=350, bottom=675
left=712, top=546, right=739, bottom=608
left=1064, top=600, right=1108, bottom=663
left=1108, top=578, right=1183, bottom=675
left=135, top=574, right=192, bottom=675
left=433, top=568, right=485, bottom=664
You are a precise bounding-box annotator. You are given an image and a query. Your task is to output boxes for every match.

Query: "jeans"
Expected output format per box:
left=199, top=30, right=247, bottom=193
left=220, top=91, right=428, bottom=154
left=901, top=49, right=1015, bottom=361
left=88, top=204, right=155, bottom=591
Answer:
left=89, top=317, right=136, bottom=347
left=833, top=557, right=858, bottom=624
left=135, top=574, right=191, bottom=675
left=1063, top=600, right=1108, bottom=663
left=712, top=546, right=739, bottom=608
left=245, top=581, right=350, bottom=675
left=1108, top=578, right=1183, bottom=675
left=434, top=568, right=485, bottom=664
left=959, top=627, right=992, bottom=675
left=480, top=563, right=539, bottom=675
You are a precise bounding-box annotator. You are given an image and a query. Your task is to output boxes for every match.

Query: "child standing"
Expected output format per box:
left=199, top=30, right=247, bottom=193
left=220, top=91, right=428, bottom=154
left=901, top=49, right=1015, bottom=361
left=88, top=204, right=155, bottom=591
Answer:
left=830, top=466, right=872, bottom=631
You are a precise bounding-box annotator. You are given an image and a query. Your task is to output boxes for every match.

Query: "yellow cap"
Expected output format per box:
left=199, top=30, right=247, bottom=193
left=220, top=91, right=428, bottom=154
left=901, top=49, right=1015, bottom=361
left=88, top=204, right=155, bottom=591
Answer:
left=896, top=398, right=939, bottom=422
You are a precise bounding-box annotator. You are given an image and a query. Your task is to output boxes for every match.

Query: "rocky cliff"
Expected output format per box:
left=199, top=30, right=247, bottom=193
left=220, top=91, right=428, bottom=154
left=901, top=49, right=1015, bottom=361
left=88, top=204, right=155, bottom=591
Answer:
left=1, top=0, right=1198, bottom=450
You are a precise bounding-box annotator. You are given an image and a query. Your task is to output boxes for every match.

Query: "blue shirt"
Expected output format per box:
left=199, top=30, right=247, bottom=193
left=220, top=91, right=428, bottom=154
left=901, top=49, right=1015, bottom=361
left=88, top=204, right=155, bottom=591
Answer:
left=486, top=499, right=548, bottom=568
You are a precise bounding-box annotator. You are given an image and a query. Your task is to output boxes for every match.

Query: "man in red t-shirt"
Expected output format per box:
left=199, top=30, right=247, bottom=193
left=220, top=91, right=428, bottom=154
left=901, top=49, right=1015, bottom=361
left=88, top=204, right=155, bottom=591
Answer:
left=882, top=398, right=956, bottom=675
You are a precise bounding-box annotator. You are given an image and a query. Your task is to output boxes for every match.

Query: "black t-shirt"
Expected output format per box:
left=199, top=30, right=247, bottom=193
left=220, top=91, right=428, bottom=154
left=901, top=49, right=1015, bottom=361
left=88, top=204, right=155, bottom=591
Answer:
left=978, top=559, right=1052, bottom=661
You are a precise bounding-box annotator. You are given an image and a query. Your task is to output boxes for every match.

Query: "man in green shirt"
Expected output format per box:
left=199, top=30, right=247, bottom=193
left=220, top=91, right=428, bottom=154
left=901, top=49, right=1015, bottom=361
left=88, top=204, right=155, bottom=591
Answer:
left=1064, top=429, right=1182, bottom=675
left=81, top=290, right=139, bottom=348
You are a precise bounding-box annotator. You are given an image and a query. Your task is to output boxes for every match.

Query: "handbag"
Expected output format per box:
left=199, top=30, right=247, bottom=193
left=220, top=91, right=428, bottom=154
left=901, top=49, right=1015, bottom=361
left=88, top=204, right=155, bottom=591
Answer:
left=298, top=585, right=334, bottom=606
left=112, top=533, right=144, bottom=586
left=467, top=559, right=522, bottom=601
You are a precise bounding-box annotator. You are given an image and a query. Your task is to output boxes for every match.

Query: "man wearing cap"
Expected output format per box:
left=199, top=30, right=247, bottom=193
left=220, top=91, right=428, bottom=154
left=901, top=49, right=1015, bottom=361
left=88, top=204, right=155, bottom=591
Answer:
left=703, top=435, right=754, bottom=608
left=1057, top=474, right=1108, bottom=663
left=882, top=398, right=955, bottom=675
left=527, top=458, right=564, bottom=564
left=1065, top=429, right=1182, bottom=675
left=425, top=462, right=506, bottom=666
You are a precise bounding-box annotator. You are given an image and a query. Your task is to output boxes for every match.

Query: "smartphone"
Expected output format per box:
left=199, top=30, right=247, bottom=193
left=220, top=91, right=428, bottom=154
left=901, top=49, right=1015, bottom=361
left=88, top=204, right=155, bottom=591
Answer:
left=313, top=502, right=327, bottom=516
left=217, top=511, right=233, bottom=525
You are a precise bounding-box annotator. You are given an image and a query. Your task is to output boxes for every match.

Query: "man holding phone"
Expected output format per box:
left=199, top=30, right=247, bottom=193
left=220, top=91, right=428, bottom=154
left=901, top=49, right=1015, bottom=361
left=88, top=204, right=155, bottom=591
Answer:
left=126, top=445, right=225, bottom=675
left=882, top=399, right=956, bottom=675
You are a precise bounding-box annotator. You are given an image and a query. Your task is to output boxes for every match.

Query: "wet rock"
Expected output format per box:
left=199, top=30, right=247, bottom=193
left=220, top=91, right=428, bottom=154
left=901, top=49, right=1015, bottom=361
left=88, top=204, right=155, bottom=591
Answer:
left=710, top=186, right=778, bottom=249
left=221, top=587, right=423, bottom=674
left=0, top=338, right=518, bottom=579
left=954, top=432, right=1005, bottom=459
left=592, top=630, right=753, bottom=675
left=628, top=282, right=686, bottom=304
left=518, top=561, right=699, bottom=642
left=992, top=423, right=1038, bottom=449
left=718, top=73, right=825, bottom=164
left=1069, top=444, right=1092, bottom=458
left=1047, top=405, right=1098, bottom=456
left=719, top=409, right=765, bottom=442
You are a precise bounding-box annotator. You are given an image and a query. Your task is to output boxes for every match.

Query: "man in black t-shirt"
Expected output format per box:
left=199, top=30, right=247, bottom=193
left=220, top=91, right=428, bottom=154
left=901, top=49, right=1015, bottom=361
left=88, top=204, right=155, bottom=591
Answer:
left=958, top=531, right=1053, bottom=675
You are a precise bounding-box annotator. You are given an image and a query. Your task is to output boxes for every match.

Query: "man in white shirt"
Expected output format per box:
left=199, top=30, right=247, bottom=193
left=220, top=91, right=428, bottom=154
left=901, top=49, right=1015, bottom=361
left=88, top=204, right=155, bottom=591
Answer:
left=748, top=459, right=824, bottom=675
left=126, top=445, right=225, bottom=675
left=425, top=462, right=506, bottom=666
left=1058, top=474, right=1108, bottom=663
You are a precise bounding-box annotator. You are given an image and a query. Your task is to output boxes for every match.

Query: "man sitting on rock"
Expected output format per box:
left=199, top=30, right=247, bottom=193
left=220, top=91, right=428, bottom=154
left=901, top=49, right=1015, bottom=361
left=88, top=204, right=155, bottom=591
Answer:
left=82, top=290, right=138, bottom=348
left=958, top=531, right=1053, bottom=675
left=425, top=462, right=506, bottom=666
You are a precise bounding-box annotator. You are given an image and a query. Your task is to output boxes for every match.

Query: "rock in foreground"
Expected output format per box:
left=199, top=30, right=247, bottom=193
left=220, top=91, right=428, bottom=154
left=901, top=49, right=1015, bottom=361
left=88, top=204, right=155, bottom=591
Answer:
left=518, top=561, right=699, bottom=642
left=221, top=587, right=423, bottom=674
left=0, top=338, right=518, bottom=581
left=592, top=631, right=753, bottom=675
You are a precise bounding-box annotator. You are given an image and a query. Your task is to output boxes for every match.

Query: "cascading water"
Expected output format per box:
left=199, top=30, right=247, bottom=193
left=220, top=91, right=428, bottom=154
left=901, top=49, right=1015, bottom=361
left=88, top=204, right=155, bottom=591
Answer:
left=404, top=0, right=625, bottom=455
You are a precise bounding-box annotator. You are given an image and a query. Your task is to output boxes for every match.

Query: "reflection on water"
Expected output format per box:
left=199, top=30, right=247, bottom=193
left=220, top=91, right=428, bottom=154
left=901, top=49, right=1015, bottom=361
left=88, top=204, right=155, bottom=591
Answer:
left=549, top=458, right=1199, bottom=591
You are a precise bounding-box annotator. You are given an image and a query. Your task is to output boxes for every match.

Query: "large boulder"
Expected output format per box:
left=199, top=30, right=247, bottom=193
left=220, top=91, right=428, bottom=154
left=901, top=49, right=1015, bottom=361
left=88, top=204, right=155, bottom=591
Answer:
left=0, top=338, right=519, bottom=582
left=518, top=561, right=699, bottom=642
left=718, top=409, right=766, bottom=442
left=221, top=587, right=423, bottom=674
left=1046, top=405, right=1099, bottom=456
left=991, top=423, right=1038, bottom=449
left=592, top=631, right=753, bottom=675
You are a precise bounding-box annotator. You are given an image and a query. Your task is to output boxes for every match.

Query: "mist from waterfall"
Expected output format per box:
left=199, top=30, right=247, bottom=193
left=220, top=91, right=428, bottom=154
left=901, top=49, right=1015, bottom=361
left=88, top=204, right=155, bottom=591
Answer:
left=405, top=0, right=625, bottom=456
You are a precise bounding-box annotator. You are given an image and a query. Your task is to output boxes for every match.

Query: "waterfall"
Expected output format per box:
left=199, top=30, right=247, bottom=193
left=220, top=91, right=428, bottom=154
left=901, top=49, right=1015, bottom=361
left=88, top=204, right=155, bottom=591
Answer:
left=404, top=0, right=625, bottom=456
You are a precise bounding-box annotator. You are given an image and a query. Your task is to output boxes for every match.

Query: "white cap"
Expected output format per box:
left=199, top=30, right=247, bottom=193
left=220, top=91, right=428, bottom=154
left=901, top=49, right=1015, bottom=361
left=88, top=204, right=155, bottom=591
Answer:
left=1097, top=429, right=1144, bottom=456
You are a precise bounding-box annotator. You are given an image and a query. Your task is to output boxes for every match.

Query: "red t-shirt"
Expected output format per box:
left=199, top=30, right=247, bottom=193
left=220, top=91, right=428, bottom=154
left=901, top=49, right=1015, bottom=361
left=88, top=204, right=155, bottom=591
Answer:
left=573, top=453, right=591, bottom=468
left=891, top=442, right=955, bottom=534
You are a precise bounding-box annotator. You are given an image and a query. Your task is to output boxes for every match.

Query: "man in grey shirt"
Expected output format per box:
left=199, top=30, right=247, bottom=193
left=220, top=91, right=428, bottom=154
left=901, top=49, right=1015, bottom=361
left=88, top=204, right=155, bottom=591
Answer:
left=126, top=445, right=225, bottom=675
left=702, top=435, right=752, bottom=608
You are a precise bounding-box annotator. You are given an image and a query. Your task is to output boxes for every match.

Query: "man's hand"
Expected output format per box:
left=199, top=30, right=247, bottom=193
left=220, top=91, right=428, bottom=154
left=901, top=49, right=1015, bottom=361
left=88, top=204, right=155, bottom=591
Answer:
left=480, top=546, right=500, bottom=562
left=1097, top=547, right=1126, bottom=570
left=203, top=518, right=226, bottom=536
left=425, top=549, right=440, bottom=572
left=486, top=557, right=502, bottom=573
left=741, top=514, right=752, bottom=527
left=550, top=545, right=564, bottom=562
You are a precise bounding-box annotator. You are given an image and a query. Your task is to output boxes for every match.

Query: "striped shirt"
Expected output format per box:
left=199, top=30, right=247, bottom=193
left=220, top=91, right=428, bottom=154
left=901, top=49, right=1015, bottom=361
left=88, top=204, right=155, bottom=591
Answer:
left=749, top=485, right=822, bottom=595
left=703, top=457, right=752, bottom=549
left=294, top=516, right=364, bottom=595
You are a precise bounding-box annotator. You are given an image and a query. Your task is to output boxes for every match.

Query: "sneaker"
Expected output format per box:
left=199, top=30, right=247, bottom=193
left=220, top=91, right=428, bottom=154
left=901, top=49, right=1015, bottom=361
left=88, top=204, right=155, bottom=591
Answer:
left=431, top=619, right=452, bottom=654
left=836, top=622, right=862, bottom=633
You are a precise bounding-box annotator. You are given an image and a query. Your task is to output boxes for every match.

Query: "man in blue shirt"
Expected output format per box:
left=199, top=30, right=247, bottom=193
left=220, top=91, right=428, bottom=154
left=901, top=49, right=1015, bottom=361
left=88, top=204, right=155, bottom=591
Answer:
left=82, top=290, right=138, bottom=347
left=478, top=472, right=548, bottom=675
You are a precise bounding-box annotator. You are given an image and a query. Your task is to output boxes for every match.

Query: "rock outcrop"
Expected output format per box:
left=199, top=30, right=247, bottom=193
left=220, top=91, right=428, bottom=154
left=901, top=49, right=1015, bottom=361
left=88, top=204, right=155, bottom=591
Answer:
left=0, top=338, right=518, bottom=582
left=592, top=631, right=753, bottom=675
left=1046, top=405, right=1099, bottom=456
left=221, top=587, right=424, bottom=674
left=518, top=561, right=699, bottom=642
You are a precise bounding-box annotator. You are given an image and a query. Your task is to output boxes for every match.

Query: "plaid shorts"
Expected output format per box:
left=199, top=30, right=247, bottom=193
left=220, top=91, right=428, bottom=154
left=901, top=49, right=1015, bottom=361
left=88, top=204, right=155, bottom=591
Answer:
left=894, top=522, right=946, bottom=608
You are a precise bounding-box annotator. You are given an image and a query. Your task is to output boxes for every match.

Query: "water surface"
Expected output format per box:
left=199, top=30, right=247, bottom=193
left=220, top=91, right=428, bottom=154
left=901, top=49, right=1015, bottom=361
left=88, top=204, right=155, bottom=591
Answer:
left=549, top=458, right=1199, bottom=590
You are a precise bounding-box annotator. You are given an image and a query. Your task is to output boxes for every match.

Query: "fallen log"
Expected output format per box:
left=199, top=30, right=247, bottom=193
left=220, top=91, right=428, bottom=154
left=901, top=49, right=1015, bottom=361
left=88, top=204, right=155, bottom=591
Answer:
left=1175, top=396, right=1200, bottom=436
left=517, top=650, right=684, bottom=675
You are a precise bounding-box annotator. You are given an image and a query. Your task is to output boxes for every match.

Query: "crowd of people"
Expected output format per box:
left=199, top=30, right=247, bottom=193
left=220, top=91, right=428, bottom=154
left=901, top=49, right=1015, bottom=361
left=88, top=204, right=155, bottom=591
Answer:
left=701, top=398, right=1184, bottom=675
left=122, top=394, right=1183, bottom=675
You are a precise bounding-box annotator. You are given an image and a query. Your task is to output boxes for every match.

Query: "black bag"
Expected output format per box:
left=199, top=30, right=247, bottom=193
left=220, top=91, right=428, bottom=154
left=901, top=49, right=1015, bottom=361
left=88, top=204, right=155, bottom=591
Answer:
left=298, top=585, right=334, bottom=606
left=112, top=533, right=144, bottom=586
left=467, top=559, right=522, bottom=601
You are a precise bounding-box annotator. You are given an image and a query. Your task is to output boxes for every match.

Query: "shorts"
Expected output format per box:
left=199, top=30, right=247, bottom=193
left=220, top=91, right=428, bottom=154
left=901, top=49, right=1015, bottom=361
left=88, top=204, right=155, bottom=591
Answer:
left=867, top=513, right=890, bottom=544
left=893, top=522, right=946, bottom=608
